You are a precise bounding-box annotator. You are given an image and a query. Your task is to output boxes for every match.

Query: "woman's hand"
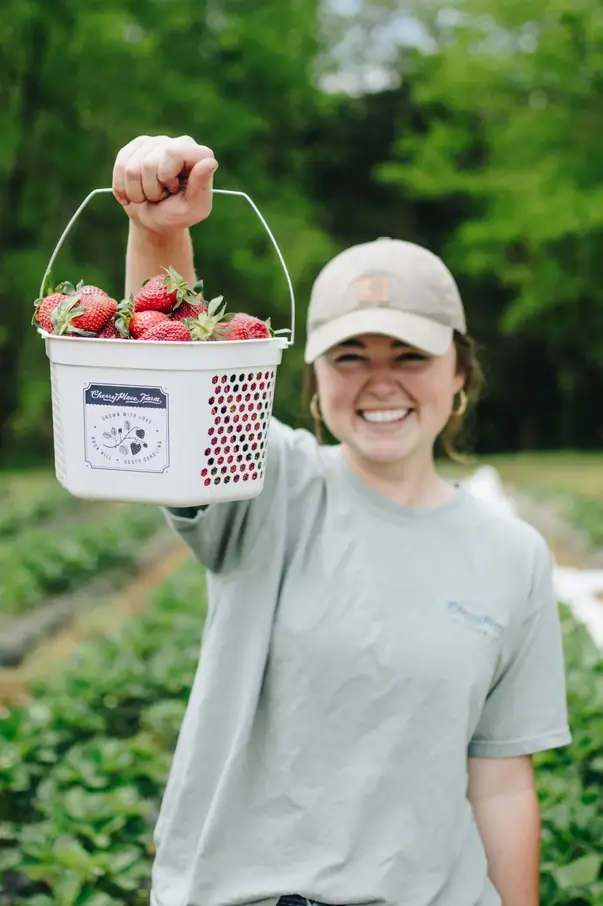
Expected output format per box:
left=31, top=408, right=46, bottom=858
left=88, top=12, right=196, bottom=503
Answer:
left=112, top=134, right=219, bottom=235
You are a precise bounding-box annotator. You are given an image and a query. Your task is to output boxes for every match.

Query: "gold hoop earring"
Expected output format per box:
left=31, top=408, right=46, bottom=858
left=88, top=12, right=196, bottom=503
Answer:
left=310, top=392, right=323, bottom=422
left=452, top=389, right=468, bottom=418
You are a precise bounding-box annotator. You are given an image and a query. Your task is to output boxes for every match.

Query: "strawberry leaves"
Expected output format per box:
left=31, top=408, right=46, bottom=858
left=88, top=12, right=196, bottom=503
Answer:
left=183, top=295, right=230, bottom=341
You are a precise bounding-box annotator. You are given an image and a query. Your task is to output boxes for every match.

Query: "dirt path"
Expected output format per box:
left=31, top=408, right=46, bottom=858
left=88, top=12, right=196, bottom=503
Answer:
left=0, top=542, right=189, bottom=708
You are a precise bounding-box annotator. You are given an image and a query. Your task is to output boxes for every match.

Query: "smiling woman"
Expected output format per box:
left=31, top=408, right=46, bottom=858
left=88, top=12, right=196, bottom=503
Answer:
left=113, top=134, right=572, bottom=906
left=314, top=333, right=461, bottom=496
left=301, top=237, right=483, bottom=506
left=304, top=329, right=483, bottom=467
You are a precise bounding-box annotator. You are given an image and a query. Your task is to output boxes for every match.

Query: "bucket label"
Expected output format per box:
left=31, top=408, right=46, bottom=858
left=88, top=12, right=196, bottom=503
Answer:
left=83, top=383, right=169, bottom=473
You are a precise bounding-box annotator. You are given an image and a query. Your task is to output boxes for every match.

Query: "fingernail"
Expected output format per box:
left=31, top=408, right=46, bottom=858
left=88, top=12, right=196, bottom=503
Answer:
left=209, top=161, right=219, bottom=173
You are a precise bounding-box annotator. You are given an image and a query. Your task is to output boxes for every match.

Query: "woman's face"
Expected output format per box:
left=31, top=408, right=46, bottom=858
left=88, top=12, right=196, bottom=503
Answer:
left=313, top=333, right=465, bottom=471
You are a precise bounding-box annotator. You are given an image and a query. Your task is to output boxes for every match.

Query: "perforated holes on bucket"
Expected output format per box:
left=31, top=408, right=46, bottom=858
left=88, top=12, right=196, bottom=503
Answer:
left=202, top=368, right=276, bottom=488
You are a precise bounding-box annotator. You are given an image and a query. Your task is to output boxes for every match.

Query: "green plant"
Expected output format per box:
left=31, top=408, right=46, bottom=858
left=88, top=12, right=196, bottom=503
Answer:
left=0, top=505, right=163, bottom=616
left=564, top=496, right=603, bottom=550
left=0, top=562, right=206, bottom=905
left=535, top=606, right=603, bottom=903
left=0, top=486, right=79, bottom=539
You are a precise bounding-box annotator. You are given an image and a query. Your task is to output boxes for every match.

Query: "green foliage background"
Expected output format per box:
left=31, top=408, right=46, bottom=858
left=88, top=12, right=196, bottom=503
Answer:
left=2, top=0, right=602, bottom=461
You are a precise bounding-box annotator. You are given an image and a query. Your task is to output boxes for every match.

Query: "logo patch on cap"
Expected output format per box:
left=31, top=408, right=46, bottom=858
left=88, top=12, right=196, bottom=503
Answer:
left=356, top=274, right=390, bottom=307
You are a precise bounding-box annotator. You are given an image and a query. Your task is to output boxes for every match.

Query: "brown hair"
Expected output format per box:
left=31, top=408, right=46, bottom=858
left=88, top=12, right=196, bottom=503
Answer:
left=302, top=331, right=484, bottom=462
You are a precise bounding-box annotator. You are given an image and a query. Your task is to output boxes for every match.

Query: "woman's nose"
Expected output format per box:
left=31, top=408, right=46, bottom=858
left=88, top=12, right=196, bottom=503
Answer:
left=364, top=367, right=400, bottom=396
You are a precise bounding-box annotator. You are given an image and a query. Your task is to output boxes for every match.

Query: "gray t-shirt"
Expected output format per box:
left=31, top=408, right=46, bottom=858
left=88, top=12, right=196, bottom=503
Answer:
left=153, top=419, right=571, bottom=906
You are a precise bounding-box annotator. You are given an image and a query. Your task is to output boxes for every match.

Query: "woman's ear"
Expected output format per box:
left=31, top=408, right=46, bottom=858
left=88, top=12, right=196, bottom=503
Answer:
left=453, top=371, right=466, bottom=395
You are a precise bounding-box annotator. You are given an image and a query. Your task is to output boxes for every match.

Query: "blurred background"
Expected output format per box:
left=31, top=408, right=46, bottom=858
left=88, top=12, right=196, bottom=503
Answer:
left=2, top=2, right=603, bottom=904
left=3, top=0, right=603, bottom=463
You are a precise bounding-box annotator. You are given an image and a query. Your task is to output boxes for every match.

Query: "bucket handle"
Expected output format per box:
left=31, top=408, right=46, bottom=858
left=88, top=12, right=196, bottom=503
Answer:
left=40, top=187, right=295, bottom=347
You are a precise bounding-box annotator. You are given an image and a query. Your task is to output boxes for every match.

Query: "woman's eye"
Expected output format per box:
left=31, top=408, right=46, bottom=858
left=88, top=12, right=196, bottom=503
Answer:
left=398, top=353, right=427, bottom=363
left=334, top=354, right=364, bottom=363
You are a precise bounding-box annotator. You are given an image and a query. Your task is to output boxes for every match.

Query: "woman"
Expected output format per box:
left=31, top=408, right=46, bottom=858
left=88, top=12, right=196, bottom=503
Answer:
left=112, top=135, right=571, bottom=906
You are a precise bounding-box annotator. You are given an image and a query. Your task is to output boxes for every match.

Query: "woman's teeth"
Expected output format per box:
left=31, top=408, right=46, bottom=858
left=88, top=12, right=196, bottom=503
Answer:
left=360, top=409, right=409, bottom=424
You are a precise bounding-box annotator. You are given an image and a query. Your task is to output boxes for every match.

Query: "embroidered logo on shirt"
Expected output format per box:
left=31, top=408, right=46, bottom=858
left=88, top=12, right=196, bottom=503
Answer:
left=447, top=601, right=505, bottom=641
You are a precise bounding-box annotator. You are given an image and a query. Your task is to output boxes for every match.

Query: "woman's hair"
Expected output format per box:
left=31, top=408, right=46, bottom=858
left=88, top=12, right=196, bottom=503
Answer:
left=302, top=331, right=484, bottom=462
left=440, top=332, right=484, bottom=462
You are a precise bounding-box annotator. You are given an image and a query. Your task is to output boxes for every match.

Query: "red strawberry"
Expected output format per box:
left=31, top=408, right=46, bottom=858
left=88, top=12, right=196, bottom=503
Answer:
left=133, top=266, right=198, bottom=313
left=183, top=295, right=229, bottom=340
left=171, top=300, right=207, bottom=322
left=219, top=312, right=272, bottom=341
left=115, top=298, right=170, bottom=338
left=52, top=293, right=118, bottom=336
left=33, top=292, right=68, bottom=332
left=68, top=281, right=109, bottom=299
left=115, top=295, right=134, bottom=336
left=139, top=320, right=192, bottom=342
left=98, top=320, right=122, bottom=339
left=133, top=274, right=177, bottom=313
left=129, top=310, right=169, bottom=339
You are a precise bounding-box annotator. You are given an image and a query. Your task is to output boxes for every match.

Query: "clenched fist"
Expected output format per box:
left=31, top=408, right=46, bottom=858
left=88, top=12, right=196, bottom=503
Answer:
left=112, top=135, right=218, bottom=234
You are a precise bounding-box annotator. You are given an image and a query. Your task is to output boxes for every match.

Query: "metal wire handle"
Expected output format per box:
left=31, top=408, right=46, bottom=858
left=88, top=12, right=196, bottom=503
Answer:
left=40, top=186, right=295, bottom=346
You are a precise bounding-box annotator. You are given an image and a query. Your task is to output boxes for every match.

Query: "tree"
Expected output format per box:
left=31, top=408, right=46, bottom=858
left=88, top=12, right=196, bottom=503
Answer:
left=0, top=0, right=333, bottom=460
left=377, top=0, right=603, bottom=447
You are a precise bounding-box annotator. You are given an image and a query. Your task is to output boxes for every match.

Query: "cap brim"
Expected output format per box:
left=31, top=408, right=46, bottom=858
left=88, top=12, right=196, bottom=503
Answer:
left=304, top=308, right=453, bottom=363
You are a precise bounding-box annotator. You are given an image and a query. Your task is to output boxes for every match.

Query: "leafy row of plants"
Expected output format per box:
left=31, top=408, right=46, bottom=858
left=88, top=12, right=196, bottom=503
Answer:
left=0, top=565, right=601, bottom=905
left=564, top=496, right=603, bottom=551
left=0, top=505, right=163, bottom=616
left=535, top=609, right=603, bottom=904
left=0, top=485, right=80, bottom=539
left=0, top=560, right=206, bottom=906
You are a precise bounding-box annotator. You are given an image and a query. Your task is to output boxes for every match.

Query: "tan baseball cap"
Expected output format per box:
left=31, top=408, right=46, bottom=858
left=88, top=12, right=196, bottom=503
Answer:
left=304, top=237, right=467, bottom=363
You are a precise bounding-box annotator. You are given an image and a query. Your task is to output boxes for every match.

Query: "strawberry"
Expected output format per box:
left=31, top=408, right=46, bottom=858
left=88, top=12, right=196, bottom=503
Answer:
left=129, top=310, right=169, bottom=339
left=183, top=295, right=229, bottom=340
left=115, top=298, right=169, bottom=338
left=139, top=320, right=192, bottom=342
left=133, top=274, right=178, bottom=313
left=51, top=293, right=118, bottom=336
left=98, top=320, right=122, bottom=339
left=133, top=266, right=200, bottom=314
left=218, top=312, right=272, bottom=341
left=65, top=281, right=109, bottom=299
left=32, top=292, right=68, bottom=332
left=115, top=295, right=134, bottom=336
left=171, top=300, right=207, bottom=322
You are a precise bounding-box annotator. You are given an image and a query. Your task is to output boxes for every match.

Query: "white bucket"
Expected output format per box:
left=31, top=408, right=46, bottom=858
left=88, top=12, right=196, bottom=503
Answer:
left=40, top=188, right=295, bottom=507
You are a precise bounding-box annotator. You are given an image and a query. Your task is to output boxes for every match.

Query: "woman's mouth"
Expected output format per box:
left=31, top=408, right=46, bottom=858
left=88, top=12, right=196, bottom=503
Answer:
left=358, top=408, right=411, bottom=425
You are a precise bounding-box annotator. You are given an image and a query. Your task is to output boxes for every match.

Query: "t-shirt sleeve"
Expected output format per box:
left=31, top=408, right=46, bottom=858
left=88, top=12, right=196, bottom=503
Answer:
left=468, top=535, right=572, bottom=758
left=162, top=417, right=317, bottom=575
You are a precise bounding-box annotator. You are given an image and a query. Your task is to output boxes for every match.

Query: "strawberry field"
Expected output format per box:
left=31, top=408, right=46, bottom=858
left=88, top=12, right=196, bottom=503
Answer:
left=0, top=552, right=602, bottom=904
left=0, top=562, right=206, bottom=906
left=0, top=482, right=78, bottom=540
left=1, top=465, right=603, bottom=904
left=1, top=504, right=162, bottom=619
left=0, top=477, right=170, bottom=673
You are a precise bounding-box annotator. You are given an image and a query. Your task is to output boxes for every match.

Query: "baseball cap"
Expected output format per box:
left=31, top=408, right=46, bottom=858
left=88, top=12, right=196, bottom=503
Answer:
left=304, top=237, right=467, bottom=363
